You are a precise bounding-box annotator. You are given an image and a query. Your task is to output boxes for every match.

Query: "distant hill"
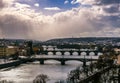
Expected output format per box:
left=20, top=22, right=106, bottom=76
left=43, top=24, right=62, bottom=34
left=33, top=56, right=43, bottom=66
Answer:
left=0, top=38, right=42, bottom=43
left=45, top=37, right=120, bottom=44
left=1, top=37, right=120, bottom=45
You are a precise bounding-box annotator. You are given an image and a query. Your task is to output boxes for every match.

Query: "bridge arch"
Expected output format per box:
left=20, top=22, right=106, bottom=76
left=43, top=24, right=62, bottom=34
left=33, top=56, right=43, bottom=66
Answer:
left=56, top=52, right=62, bottom=55
left=72, top=52, right=79, bottom=56
left=47, top=46, right=54, bottom=51
left=65, top=60, right=83, bottom=64
left=48, top=52, right=53, bottom=55
left=43, top=60, right=61, bottom=64
left=42, top=45, right=47, bottom=50
left=89, top=52, right=95, bottom=56
left=39, top=59, right=83, bottom=65
left=47, top=48, right=54, bottom=51
left=81, top=52, right=87, bottom=56
left=98, top=52, right=103, bottom=56
left=47, top=45, right=52, bottom=48
left=64, top=52, right=70, bottom=55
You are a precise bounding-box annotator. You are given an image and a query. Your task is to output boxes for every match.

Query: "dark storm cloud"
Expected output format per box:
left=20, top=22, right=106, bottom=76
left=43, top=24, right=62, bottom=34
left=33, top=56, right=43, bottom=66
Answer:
left=103, top=5, right=119, bottom=13
left=0, top=14, right=32, bottom=38
left=95, top=0, right=120, bottom=13
left=99, top=15, right=120, bottom=27
left=94, top=0, right=120, bottom=28
left=106, top=15, right=120, bottom=27
left=96, top=0, right=120, bottom=5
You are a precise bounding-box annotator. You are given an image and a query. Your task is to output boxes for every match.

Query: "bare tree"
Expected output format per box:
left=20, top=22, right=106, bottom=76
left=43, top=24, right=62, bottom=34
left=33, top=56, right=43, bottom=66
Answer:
left=33, top=74, right=49, bottom=83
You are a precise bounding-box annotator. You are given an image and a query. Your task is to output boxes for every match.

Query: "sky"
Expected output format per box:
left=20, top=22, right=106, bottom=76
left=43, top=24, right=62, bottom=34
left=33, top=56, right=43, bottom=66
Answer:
left=0, top=0, right=120, bottom=40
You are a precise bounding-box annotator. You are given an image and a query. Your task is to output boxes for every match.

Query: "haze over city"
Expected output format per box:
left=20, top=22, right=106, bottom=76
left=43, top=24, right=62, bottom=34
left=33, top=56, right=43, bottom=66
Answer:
left=0, top=0, right=120, bottom=40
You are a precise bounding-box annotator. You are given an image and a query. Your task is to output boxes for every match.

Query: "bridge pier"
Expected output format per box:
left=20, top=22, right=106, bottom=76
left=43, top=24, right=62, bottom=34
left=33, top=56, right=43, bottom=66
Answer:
left=40, top=60, right=44, bottom=65
left=86, top=52, right=89, bottom=56
left=70, top=51, right=73, bottom=56
left=61, top=52, right=64, bottom=55
left=53, top=52, right=56, bottom=55
left=61, top=60, right=65, bottom=65
left=82, top=60, right=86, bottom=68
left=78, top=52, right=81, bottom=56
left=95, top=52, right=98, bottom=56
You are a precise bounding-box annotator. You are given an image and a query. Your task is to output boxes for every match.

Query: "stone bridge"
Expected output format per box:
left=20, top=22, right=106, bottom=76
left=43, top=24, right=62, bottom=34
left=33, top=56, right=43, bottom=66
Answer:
left=20, top=56, right=98, bottom=65
left=41, top=50, right=103, bottom=56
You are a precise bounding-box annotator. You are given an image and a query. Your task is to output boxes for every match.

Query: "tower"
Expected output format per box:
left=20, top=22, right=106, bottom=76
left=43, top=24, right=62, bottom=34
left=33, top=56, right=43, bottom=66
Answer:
left=26, top=41, right=34, bottom=56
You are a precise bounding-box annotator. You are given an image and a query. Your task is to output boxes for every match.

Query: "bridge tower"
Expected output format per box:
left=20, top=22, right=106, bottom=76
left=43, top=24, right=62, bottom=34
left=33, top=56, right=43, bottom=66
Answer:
left=26, top=41, right=34, bottom=56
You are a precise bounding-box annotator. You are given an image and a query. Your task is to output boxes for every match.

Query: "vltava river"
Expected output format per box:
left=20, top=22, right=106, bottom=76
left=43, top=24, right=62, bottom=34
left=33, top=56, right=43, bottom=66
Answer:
left=0, top=55, right=98, bottom=83
left=0, top=61, right=83, bottom=83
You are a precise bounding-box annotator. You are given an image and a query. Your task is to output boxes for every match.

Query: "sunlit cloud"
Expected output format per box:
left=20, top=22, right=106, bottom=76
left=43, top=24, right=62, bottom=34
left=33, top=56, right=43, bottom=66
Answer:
left=64, top=0, right=69, bottom=4
left=44, top=7, right=61, bottom=11
left=71, top=0, right=77, bottom=4
left=34, top=3, right=39, bottom=7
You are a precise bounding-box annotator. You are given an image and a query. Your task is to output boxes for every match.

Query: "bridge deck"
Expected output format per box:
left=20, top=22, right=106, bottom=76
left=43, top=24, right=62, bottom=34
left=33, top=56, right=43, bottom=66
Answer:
left=32, top=55, right=99, bottom=59
left=20, top=55, right=98, bottom=61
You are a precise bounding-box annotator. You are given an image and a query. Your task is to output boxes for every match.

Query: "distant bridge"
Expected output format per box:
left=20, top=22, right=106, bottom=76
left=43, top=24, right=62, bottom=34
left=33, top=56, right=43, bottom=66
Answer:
left=41, top=45, right=103, bottom=56
left=20, top=55, right=98, bottom=65
left=40, top=50, right=103, bottom=56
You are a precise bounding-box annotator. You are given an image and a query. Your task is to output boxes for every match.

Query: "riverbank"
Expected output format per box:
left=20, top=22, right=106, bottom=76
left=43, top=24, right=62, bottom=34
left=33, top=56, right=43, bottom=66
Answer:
left=0, top=59, right=29, bottom=69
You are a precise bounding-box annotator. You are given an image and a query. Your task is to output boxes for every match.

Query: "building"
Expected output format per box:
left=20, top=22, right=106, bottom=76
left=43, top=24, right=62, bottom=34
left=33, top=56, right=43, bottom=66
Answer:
left=0, top=46, right=6, bottom=57
left=0, top=46, right=19, bottom=58
left=6, top=46, right=19, bottom=56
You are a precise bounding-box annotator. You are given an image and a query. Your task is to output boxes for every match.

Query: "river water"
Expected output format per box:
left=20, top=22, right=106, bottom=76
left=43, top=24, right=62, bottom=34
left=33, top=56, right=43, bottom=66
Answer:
left=0, top=55, right=99, bottom=83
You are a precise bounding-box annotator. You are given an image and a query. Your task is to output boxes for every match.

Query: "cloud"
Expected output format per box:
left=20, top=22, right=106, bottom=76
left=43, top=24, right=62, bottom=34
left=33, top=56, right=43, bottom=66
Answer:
left=51, top=8, right=106, bottom=37
left=44, top=7, right=61, bottom=11
left=0, top=0, right=120, bottom=40
left=2, top=0, right=16, bottom=6
left=71, top=0, right=77, bottom=4
left=14, top=2, right=31, bottom=9
left=71, top=0, right=120, bottom=5
left=34, top=3, right=39, bottom=7
left=95, top=0, right=119, bottom=5
left=64, top=0, right=69, bottom=4
left=0, top=2, right=35, bottom=39
left=0, top=14, right=33, bottom=39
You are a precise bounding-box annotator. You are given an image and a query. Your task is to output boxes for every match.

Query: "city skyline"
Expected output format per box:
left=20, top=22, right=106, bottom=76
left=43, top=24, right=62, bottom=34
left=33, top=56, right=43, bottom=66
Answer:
left=0, top=0, right=120, bottom=40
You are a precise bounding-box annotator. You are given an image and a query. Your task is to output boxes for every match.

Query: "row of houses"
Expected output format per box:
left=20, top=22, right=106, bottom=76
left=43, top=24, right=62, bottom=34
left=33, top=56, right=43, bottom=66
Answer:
left=0, top=46, right=18, bottom=57
left=0, top=45, right=43, bottom=58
